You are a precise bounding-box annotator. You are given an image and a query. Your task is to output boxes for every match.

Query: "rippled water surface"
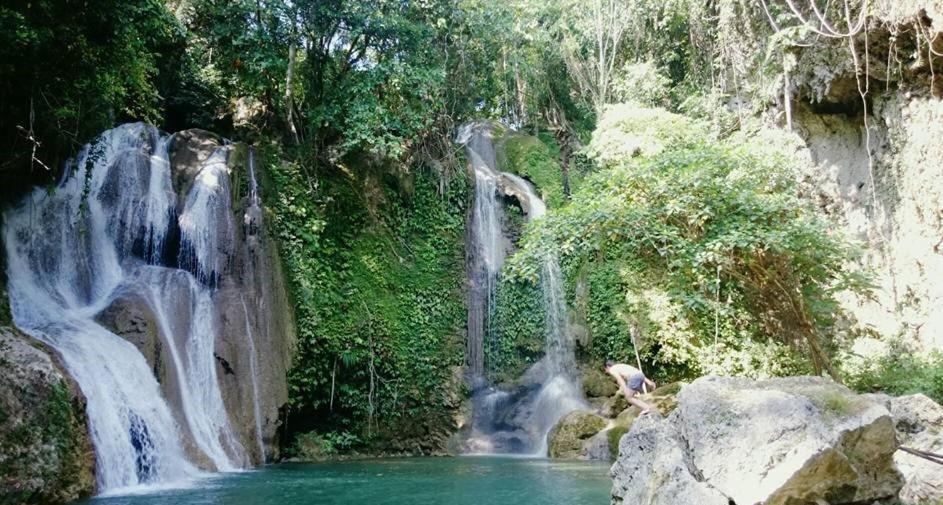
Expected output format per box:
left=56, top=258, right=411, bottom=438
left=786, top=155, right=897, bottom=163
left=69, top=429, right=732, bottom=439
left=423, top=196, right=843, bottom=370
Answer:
left=81, top=457, right=612, bottom=505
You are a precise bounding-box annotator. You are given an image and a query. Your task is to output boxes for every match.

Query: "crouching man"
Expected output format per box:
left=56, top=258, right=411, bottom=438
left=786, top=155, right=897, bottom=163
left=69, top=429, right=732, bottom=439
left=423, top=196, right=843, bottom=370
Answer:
left=604, top=359, right=657, bottom=415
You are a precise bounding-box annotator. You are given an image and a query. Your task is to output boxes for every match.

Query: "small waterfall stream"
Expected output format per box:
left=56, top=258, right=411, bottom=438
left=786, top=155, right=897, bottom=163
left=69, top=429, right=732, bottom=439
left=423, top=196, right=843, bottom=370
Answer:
left=458, top=122, right=586, bottom=456
left=460, top=123, right=507, bottom=376
left=241, top=148, right=267, bottom=462
left=3, top=123, right=270, bottom=492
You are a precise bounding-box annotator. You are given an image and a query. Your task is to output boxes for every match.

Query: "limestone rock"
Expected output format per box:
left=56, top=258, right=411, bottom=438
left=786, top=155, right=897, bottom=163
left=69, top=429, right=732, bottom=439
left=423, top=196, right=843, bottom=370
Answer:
left=0, top=327, right=95, bottom=503
left=604, top=382, right=684, bottom=458
left=610, top=414, right=728, bottom=505
left=547, top=410, right=606, bottom=459
left=887, top=394, right=943, bottom=505
left=610, top=376, right=903, bottom=505
left=581, top=429, right=613, bottom=461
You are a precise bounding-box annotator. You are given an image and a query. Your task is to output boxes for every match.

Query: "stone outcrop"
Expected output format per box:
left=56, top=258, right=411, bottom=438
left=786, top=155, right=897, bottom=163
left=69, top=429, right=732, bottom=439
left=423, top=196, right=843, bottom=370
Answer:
left=605, top=382, right=682, bottom=458
left=0, top=327, right=95, bottom=503
left=547, top=410, right=607, bottom=459
left=610, top=376, right=903, bottom=505
left=611, top=414, right=729, bottom=505
left=793, top=96, right=943, bottom=351
left=869, top=393, right=943, bottom=504
left=755, top=2, right=943, bottom=352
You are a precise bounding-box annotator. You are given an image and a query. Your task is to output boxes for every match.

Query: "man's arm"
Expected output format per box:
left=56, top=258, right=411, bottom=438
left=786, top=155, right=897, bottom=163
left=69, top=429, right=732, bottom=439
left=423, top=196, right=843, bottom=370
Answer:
left=608, top=370, right=630, bottom=399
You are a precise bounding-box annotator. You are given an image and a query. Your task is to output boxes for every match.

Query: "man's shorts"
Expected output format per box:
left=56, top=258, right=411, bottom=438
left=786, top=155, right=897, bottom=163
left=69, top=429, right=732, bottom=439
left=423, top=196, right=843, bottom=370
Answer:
left=628, top=373, right=646, bottom=393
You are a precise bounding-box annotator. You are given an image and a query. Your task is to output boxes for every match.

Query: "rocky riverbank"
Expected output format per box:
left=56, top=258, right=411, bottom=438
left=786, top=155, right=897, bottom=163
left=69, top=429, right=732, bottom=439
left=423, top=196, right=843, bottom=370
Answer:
left=608, top=376, right=943, bottom=505
left=0, top=327, right=95, bottom=503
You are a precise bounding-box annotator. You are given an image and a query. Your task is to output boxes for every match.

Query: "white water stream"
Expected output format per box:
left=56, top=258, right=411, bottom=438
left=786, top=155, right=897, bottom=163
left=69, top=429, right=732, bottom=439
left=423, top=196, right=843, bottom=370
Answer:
left=458, top=122, right=586, bottom=456
left=3, top=123, right=255, bottom=492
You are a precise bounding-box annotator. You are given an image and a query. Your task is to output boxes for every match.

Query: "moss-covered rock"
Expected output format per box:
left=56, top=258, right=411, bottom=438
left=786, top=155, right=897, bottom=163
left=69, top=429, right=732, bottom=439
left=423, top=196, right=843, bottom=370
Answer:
left=0, top=327, right=95, bottom=503
left=606, top=382, right=684, bottom=457
left=500, top=133, right=566, bottom=208
left=547, top=410, right=607, bottom=459
left=580, top=367, right=618, bottom=398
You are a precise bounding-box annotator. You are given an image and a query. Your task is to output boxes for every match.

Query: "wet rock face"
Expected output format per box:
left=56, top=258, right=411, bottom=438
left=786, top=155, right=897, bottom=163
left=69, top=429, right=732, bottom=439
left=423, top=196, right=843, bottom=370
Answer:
left=95, top=293, right=167, bottom=383
left=92, top=130, right=295, bottom=466
left=0, top=327, right=95, bottom=503
left=610, top=376, right=903, bottom=505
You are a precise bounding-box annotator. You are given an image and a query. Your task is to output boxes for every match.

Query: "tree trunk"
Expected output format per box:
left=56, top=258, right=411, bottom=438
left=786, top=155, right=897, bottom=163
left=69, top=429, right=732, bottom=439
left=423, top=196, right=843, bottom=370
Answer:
left=285, top=41, right=299, bottom=144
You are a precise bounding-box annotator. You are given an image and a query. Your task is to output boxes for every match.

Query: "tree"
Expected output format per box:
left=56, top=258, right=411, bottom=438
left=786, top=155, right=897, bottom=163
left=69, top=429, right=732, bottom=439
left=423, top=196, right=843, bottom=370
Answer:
left=559, top=0, right=631, bottom=115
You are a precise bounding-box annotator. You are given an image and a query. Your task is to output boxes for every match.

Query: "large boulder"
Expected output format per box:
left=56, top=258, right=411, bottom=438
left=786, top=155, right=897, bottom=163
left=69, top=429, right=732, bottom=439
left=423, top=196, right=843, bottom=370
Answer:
left=610, top=376, right=903, bottom=505
left=547, top=410, right=607, bottom=459
left=871, top=393, right=943, bottom=504
left=611, top=414, right=729, bottom=505
left=0, top=327, right=95, bottom=503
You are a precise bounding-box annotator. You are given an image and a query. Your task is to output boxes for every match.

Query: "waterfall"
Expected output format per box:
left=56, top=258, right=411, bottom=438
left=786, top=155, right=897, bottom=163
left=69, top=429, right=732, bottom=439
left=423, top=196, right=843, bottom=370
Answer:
left=459, top=123, right=507, bottom=377
left=241, top=149, right=266, bottom=462
left=458, top=122, right=585, bottom=456
left=3, top=123, right=255, bottom=492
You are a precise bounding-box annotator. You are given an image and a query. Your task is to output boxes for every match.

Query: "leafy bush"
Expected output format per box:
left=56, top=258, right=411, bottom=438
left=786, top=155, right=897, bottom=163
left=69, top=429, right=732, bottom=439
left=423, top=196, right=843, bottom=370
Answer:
left=611, top=61, right=671, bottom=107
left=507, top=105, right=864, bottom=380
left=843, top=339, right=943, bottom=404
left=291, top=430, right=362, bottom=460
left=583, top=103, right=708, bottom=167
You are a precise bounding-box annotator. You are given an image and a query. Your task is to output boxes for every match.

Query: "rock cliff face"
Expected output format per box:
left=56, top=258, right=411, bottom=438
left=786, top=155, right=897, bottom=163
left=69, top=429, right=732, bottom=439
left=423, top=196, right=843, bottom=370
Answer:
left=776, top=2, right=943, bottom=350
left=795, top=96, right=943, bottom=350
left=610, top=376, right=903, bottom=505
left=0, top=327, right=95, bottom=503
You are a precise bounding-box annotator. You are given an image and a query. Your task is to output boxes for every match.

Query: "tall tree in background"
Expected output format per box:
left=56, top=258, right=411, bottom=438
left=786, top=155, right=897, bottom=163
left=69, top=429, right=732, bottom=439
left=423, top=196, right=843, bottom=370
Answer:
left=559, top=0, right=631, bottom=115
left=0, top=0, right=193, bottom=197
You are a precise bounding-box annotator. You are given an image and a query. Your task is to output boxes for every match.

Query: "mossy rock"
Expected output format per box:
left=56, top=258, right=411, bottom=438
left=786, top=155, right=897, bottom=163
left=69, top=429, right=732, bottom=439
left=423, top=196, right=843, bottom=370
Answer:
left=0, top=328, right=95, bottom=503
left=499, top=133, right=565, bottom=208
left=605, top=382, right=685, bottom=457
left=547, top=410, right=607, bottom=459
left=602, top=381, right=684, bottom=418
left=581, top=367, right=618, bottom=398
left=607, top=425, right=629, bottom=457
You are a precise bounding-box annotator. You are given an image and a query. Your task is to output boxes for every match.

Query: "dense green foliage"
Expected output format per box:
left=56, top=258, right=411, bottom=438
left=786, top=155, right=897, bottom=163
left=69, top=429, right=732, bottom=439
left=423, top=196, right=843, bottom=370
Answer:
left=505, top=105, right=865, bottom=381
left=489, top=278, right=545, bottom=383
left=843, top=340, right=943, bottom=404
left=0, top=0, right=213, bottom=197
left=6, top=0, right=941, bottom=461
left=267, top=148, right=468, bottom=449
left=501, top=134, right=568, bottom=208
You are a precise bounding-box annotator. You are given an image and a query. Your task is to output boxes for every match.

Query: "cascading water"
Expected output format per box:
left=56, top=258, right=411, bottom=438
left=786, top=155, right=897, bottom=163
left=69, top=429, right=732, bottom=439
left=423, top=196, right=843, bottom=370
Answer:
left=241, top=149, right=267, bottom=462
left=459, top=123, right=508, bottom=377
left=2, top=123, right=262, bottom=492
left=458, top=122, right=586, bottom=456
